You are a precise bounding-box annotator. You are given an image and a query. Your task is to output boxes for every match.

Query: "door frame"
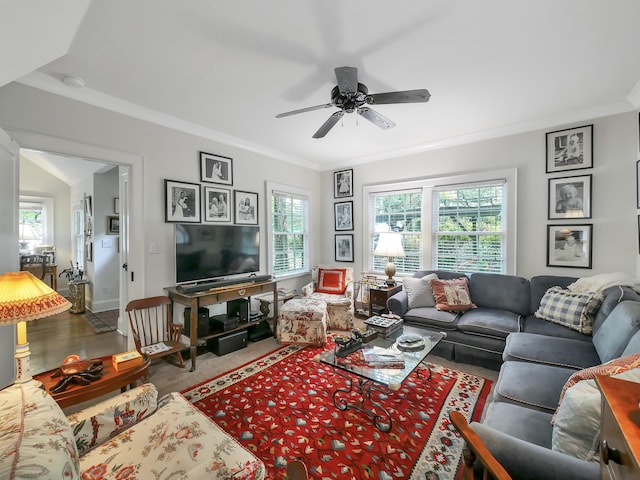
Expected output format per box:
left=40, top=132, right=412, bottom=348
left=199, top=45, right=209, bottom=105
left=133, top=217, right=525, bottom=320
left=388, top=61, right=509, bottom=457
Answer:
left=8, top=129, right=144, bottom=350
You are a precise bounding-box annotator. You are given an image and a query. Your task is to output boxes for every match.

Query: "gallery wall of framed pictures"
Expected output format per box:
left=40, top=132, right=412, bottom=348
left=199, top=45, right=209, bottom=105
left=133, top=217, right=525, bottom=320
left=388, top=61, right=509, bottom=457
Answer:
left=333, top=169, right=354, bottom=262
left=163, top=151, right=258, bottom=226
left=544, top=124, right=594, bottom=268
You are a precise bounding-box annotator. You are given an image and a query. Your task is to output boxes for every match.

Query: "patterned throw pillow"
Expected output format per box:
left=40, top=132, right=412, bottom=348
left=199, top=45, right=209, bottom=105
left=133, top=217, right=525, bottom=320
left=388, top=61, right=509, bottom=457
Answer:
left=535, top=286, right=604, bottom=335
left=552, top=351, right=640, bottom=424
left=316, top=268, right=347, bottom=294
left=430, top=277, right=476, bottom=312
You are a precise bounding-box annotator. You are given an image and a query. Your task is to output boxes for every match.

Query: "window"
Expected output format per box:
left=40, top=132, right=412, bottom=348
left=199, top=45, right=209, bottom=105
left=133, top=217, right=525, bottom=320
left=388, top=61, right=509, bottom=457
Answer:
left=19, top=196, right=53, bottom=253
left=364, top=169, right=516, bottom=276
left=267, top=183, right=309, bottom=278
left=433, top=181, right=505, bottom=274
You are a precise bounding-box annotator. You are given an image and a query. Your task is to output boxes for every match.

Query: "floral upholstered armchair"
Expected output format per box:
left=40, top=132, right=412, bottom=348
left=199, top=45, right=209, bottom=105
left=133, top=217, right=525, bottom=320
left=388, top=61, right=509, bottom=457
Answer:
left=301, top=265, right=354, bottom=331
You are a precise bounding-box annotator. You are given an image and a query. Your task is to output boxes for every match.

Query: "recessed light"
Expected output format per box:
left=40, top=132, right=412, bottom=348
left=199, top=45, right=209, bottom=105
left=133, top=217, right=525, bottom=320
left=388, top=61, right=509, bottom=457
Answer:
left=62, top=75, right=85, bottom=88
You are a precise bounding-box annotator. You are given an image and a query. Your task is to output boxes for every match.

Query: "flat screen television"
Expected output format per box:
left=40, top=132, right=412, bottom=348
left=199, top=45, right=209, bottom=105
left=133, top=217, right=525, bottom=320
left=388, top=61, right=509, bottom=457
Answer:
left=175, top=223, right=260, bottom=285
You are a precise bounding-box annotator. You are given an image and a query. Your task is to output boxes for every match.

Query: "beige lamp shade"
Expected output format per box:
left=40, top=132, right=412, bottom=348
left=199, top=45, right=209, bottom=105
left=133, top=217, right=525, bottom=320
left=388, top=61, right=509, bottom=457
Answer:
left=374, top=232, right=405, bottom=285
left=0, top=271, right=71, bottom=324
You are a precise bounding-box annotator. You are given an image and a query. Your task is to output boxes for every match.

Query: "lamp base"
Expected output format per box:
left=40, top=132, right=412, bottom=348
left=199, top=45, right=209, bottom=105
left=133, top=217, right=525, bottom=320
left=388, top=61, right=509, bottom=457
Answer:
left=15, top=342, right=33, bottom=384
left=384, top=259, right=397, bottom=287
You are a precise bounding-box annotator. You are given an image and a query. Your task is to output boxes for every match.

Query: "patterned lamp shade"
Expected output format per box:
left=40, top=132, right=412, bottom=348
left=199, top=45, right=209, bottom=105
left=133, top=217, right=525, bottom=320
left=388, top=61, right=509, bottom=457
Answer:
left=0, top=271, right=71, bottom=383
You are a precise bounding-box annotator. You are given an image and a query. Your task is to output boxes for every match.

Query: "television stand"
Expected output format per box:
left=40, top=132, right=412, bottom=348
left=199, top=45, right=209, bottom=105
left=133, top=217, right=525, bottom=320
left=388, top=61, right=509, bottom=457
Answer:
left=177, top=274, right=273, bottom=294
left=165, top=279, right=278, bottom=372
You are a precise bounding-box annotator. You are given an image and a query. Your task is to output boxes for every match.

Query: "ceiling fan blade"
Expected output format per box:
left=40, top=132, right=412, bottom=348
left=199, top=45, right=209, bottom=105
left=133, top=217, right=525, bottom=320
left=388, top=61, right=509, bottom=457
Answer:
left=366, top=89, right=431, bottom=104
left=313, top=111, right=344, bottom=138
left=275, top=103, right=334, bottom=118
left=335, top=66, right=358, bottom=95
left=358, top=107, right=396, bottom=130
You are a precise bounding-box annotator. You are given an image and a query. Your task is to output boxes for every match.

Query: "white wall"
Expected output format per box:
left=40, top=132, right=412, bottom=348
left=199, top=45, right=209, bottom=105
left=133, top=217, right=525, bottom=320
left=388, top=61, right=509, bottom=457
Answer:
left=0, top=83, right=323, bottom=300
left=324, top=112, right=639, bottom=280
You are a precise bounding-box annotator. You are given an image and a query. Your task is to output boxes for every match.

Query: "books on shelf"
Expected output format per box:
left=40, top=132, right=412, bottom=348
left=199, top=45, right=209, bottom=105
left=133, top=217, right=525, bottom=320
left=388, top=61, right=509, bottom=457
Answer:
left=362, top=345, right=405, bottom=369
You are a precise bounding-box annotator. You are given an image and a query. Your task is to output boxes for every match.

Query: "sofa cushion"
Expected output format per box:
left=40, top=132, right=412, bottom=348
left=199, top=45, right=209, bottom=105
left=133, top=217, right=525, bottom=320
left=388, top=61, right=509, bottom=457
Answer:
left=534, top=287, right=604, bottom=335
left=403, top=273, right=437, bottom=309
left=456, top=308, right=520, bottom=340
left=591, top=300, right=640, bottom=363
left=431, top=277, right=476, bottom=312
left=469, top=273, right=531, bottom=316
left=316, top=268, right=347, bottom=294
left=0, top=382, right=79, bottom=479
left=521, top=315, right=592, bottom=341
left=529, top=275, right=577, bottom=314
left=483, top=400, right=554, bottom=449
left=78, top=392, right=265, bottom=480
left=67, top=383, right=158, bottom=456
left=593, top=285, right=640, bottom=334
left=403, top=306, right=459, bottom=331
left=493, top=361, right=575, bottom=412
left=553, top=351, right=640, bottom=421
left=551, top=368, right=640, bottom=463
left=503, top=332, right=600, bottom=369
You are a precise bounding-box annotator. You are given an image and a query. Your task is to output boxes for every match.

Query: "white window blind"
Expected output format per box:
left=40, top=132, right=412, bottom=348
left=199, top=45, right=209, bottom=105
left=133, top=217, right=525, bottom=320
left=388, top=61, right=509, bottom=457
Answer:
left=433, top=181, right=506, bottom=274
left=368, top=189, right=422, bottom=274
left=271, top=190, right=309, bottom=276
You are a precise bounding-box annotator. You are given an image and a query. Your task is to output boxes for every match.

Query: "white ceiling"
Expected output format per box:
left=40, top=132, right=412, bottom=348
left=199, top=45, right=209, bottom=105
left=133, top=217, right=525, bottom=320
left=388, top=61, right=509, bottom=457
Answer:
left=7, top=1, right=640, bottom=172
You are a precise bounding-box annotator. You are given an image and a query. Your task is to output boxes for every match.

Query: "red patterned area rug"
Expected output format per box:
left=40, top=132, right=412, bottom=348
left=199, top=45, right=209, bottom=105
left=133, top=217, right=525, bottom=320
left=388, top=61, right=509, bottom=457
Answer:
left=181, top=343, right=492, bottom=480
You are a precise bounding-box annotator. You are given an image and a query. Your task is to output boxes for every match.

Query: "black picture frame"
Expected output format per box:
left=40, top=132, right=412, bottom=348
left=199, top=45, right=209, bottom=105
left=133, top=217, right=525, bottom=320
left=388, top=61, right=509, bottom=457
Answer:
left=164, top=179, right=201, bottom=223
left=545, top=124, right=593, bottom=173
left=546, top=224, right=593, bottom=269
left=107, top=216, right=119, bottom=235
left=334, top=201, right=353, bottom=231
left=334, top=168, right=353, bottom=198
left=547, top=174, right=592, bottom=219
left=203, top=186, right=231, bottom=223
left=335, top=233, right=354, bottom=262
left=200, top=151, right=233, bottom=185
left=636, top=160, right=640, bottom=209
left=234, top=190, right=258, bottom=225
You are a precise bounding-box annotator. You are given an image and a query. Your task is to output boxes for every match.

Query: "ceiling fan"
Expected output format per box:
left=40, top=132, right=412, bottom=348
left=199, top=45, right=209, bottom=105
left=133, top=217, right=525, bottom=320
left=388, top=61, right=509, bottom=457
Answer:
left=275, top=66, right=431, bottom=138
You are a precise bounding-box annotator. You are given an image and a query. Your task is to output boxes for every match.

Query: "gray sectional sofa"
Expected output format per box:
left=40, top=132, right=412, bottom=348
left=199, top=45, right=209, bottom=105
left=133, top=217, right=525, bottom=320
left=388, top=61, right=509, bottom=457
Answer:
left=387, top=270, right=640, bottom=479
left=387, top=270, right=640, bottom=370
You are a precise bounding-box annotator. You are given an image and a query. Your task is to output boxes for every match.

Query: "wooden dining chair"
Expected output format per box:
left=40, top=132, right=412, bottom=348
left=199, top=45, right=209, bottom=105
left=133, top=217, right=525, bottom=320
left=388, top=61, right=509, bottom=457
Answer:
left=20, top=254, right=49, bottom=280
left=449, top=411, right=511, bottom=480
left=126, top=295, right=186, bottom=368
left=286, top=459, right=309, bottom=480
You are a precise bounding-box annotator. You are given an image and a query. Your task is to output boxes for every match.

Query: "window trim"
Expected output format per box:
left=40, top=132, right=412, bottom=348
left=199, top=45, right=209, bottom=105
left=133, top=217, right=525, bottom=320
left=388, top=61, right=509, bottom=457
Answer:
left=362, top=168, right=517, bottom=276
left=19, top=194, right=54, bottom=245
left=265, top=181, right=311, bottom=280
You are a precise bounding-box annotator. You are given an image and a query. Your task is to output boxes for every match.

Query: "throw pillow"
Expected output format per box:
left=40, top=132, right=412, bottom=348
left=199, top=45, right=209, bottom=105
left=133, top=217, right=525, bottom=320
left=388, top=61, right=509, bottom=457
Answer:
left=403, top=273, right=438, bottom=309
left=316, top=268, right=347, bottom=294
left=552, top=351, right=640, bottom=424
left=534, top=286, right=604, bottom=335
left=551, top=368, right=640, bottom=462
left=431, top=277, right=476, bottom=312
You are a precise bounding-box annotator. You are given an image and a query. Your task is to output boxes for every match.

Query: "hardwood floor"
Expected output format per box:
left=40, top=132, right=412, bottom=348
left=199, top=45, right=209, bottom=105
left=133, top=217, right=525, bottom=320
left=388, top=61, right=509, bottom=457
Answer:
left=28, top=310, right=127, bottom=375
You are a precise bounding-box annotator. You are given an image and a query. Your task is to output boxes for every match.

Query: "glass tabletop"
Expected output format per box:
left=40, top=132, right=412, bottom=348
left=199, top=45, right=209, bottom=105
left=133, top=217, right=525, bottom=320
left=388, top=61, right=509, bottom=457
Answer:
left=319, top=329, right=445, bottom=389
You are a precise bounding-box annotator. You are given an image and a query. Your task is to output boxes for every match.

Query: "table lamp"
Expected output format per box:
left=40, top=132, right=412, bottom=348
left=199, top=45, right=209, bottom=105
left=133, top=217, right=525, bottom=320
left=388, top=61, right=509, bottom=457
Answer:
left=19, top=222, right=37, bottom=253
left=374, top=232, right=405, bottom=286
left=0, top=271, right=71, bottom=383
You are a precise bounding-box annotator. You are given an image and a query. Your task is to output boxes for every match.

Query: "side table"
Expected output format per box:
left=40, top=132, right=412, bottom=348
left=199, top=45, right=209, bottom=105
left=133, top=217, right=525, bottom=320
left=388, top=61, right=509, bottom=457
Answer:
left=33, top=354, right=150, bottom=409
left=369, top=285, right=402, bottom=316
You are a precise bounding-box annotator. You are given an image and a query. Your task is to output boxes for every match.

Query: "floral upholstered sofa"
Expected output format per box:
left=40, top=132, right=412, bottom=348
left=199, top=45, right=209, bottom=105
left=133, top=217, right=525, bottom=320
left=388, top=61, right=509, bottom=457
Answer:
left=0, top=381, right=265, bottom=479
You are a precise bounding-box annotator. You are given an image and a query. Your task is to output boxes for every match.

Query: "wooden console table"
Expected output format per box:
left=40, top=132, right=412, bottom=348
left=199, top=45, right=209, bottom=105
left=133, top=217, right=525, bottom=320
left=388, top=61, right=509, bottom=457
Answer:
left=165, top=280, right=278, bottom=372
left=34, top=354, right=150, bottom=409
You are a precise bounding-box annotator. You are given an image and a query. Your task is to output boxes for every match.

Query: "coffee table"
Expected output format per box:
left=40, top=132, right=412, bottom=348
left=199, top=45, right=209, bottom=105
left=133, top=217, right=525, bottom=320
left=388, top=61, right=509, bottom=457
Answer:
left=34, top=354, right=150, bottom=409
left=319, top=328, right=445, bottom=432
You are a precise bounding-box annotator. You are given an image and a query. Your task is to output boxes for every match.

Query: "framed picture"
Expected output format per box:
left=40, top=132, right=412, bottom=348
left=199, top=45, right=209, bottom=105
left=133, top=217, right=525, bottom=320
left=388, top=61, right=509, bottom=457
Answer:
left=334, top=201, right=353, bottom=231
left=546, top=224, right=593, bottom=269
left=204, top=186, right=231, bottom=222
left=107, top=216, right=119, bottom=235
left=335, top=233, right=354, bottom=262
left=164, top=179, right=201, bottom=223
left=114, top=197, right=120, bottom=214
left=636, top=160, right=640, bottom=209
left=84, top=195, right=92, bottom=216
left=200, top=151, right=233, bottom=185
left=334, top=168, right=353, bottom=198
left=545, top=124, right=593, bottom=173
left=234, top=190, right=258, bottom=225
left=85, top=241, right=93, bottom=262
left=548, top=174, right=592, bottom=219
